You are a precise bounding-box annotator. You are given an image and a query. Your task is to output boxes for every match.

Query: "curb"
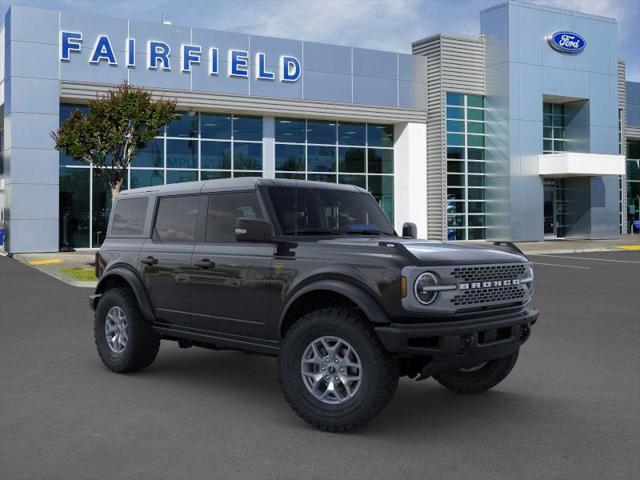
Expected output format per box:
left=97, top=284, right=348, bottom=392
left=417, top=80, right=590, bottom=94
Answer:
left=11, top=255, right=97, bottom=289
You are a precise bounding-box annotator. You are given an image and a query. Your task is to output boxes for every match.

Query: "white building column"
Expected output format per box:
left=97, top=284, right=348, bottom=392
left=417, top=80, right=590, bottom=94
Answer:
left=393, top=122, right=427, bottom=238
left=262, top=116, right=275, bottom=178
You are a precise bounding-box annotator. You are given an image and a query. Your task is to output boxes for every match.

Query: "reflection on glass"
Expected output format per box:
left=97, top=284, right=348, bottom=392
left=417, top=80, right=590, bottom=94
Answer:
left=276, top=118, right=306, bottom=143
left=275, top=173, right=305, bottom=180
left=368, top=149, right=394, bottom=174
left=308, top=174, right=336, bottom=183
left=368, top=175, right=394, bottom=222
left=338, top=122, right=365, bottom=146
left=201, top=141, right=231, bottom=169
left=338, top=147, right=365, bottom=173
left=367, top=124, right=394, bottom=147
left=133, top=139, right=164, bottom=168
left=233, top=115, right=262, bottom=141
left=167, top=139, right=197, bottom=169
left=167, top=170, right=197, bottom=184
left=307, top=145, right=336, bottom=172
left=339, top=175, right=366, bottom=188
left=201, top=113, right=231, bottom=139
left=59, top=167, right=90, bottom=248
left=130, top=169, right=163, bottom=189
left=201, top=170, right=231, bottom=180
left=167, top=111, right=198, bottom=138
left=276, top=144, right=305, bottom=171
left=233, top=142, right=262, bottom=170
left=307, top=120, right=336, bottom=144
left=93, top=169, right=127, bottom=247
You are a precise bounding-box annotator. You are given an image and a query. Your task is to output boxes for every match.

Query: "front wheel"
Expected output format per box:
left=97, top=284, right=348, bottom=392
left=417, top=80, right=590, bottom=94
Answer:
left=278, top=308, right=399, bottom=432
left=433, top=349, right=519, bottom=394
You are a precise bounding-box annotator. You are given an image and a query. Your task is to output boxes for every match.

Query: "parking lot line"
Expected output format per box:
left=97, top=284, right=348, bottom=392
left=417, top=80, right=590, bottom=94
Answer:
left=613, top=245, right=640, bottom=250
left=538, top=254, right=640, bottom=265
left=530, top=261, right=591, bottom=269
left=28, top=258, right=63, bottom=265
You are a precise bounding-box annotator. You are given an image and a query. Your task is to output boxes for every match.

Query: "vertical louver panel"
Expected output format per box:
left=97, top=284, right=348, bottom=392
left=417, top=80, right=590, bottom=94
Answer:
left=412, top=35, right=485, bottom=240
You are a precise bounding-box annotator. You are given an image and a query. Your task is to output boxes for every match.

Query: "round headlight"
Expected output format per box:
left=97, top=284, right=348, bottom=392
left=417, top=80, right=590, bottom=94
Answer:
left=414, top=272, right=439, bottom=305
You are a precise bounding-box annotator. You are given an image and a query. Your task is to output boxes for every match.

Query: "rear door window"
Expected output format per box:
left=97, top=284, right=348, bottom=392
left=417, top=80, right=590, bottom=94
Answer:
left=111, top=197, right=148, bottom=236
left=206, top=192, right=262, bottom=243
left=154, top=195, right=200, bottom=243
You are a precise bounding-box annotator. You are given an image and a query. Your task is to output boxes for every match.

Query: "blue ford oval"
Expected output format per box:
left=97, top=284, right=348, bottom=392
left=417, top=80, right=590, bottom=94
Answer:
left=547, top=31, right=586, bottom=54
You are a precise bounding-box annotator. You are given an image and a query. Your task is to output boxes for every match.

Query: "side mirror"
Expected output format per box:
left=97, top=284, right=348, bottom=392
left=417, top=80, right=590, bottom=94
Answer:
left=402, top=222, right=417, bottom=239
left=235, top=217, right=273, bottom=243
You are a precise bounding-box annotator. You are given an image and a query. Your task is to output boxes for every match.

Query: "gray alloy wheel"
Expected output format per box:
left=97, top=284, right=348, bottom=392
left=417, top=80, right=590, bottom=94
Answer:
left=300, top=336, right=363, bottom=405
left=104, top=305, right=128, bottom=353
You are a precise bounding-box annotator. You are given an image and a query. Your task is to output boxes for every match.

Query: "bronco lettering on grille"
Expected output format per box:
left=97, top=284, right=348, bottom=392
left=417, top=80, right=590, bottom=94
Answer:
left=459, top=279, right=520, bottom=290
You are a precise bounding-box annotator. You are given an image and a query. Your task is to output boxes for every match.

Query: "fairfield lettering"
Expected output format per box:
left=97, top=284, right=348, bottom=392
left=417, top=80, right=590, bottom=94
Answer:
left=59, top=31, right=302, bottom=82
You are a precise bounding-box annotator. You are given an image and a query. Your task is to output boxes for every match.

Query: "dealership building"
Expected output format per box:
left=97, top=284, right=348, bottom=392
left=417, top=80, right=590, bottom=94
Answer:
left=0, top=1, right=639, bottom=252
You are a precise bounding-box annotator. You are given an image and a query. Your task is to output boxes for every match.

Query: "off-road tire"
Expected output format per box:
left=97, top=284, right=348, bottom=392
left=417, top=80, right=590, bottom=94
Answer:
left=433, top=349, right=519, bottom=394
left=94, top=287, right=160, bottom=373
left=278, top=307, right=399, bottom=432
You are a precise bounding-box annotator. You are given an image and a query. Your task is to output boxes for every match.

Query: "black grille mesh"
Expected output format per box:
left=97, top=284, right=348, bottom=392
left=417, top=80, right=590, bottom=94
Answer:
left=451, top=264, right=527, bottom=283
left=451, top=285, right=526, bottom=306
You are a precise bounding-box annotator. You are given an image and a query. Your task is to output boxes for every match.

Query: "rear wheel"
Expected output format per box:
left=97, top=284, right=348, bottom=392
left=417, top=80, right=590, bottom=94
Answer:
left=278, top=308, right=399, bottom=432
left=433, top=349, right=519, bottom=394
left=94, top=287, right=160, bottom=373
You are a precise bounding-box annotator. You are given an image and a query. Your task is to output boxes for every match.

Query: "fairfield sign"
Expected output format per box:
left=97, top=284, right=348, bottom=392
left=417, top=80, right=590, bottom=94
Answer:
left=59, top=31, right=302, bottom=82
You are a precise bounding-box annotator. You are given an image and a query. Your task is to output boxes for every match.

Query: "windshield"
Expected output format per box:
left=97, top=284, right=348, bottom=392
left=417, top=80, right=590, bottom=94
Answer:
left=267, top=186, right=396, bottom=236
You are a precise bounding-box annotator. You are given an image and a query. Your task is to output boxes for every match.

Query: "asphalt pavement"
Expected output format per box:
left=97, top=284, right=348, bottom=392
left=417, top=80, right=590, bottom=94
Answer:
left=0, top=251, right=638, bottom=479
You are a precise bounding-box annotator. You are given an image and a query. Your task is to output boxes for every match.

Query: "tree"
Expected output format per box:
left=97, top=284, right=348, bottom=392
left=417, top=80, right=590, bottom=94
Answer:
left=52, top=83, right=176, bottom=200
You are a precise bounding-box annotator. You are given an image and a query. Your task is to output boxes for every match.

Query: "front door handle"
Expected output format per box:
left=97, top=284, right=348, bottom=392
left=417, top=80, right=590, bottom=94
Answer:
left=141, top=256, right=158, bottom=266
left=194, top=259, right=215, bottom=269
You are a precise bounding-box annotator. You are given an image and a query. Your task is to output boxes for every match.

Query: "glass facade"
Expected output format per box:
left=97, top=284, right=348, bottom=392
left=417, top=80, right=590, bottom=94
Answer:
left=543, top=103, right=565, bottom=154
left=58, top=104, right=263, bottom=248
left=445, top=92, right=486, bottom=240
left=274, top=118, right=395, bottom=221
left=627, top=140, right=640, bottom=232
left=58, top=105, right=396, bottom=248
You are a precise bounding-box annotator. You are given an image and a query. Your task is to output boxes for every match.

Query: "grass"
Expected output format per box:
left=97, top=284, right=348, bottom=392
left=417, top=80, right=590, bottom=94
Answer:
left=60, top=267, right=97, bottom=282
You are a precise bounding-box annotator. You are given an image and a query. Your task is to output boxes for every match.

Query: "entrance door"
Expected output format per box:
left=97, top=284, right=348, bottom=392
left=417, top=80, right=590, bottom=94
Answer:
left=543, top=179, right=567, bottom=238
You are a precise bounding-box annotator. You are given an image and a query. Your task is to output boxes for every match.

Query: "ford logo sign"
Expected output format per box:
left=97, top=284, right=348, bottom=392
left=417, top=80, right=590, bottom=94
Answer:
left=547, top=31, right=586, bottom=54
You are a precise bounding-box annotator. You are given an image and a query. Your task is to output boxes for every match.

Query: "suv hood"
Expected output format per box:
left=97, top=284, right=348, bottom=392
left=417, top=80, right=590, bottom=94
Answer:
left=317, top=237, right=528, bottom=266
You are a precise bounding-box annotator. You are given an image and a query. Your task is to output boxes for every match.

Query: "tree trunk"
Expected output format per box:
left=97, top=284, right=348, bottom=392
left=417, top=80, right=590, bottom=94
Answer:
left=110, top=178, right=123, bottom=203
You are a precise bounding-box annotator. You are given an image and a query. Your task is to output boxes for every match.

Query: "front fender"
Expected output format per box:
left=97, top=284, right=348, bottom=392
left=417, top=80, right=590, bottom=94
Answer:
left=93, top=266, right=155, bottom=322
left=279, top=279, right=392, bottom=335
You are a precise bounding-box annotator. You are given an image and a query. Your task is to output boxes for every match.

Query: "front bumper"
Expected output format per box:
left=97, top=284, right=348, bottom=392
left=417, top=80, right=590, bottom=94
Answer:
left=375, top=307, right=538, bottom=375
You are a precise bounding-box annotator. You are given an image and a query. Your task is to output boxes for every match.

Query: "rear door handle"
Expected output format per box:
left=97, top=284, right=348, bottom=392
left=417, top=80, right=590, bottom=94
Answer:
left=141, top=256, right=158, bottom=266
left=194, top=259, right=215, bottom=269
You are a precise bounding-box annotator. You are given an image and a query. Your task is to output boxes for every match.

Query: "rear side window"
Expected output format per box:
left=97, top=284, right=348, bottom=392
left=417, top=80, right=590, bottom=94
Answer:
left=206, top=192, right=262, bottom=243
left=111, top=197, right=148, bottom=236
left=154, top=195, right=200, bottom=243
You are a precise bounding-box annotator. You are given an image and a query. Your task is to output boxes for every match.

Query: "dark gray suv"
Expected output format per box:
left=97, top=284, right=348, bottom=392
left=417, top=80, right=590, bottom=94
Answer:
left=91, top=178, right=538, bottom=432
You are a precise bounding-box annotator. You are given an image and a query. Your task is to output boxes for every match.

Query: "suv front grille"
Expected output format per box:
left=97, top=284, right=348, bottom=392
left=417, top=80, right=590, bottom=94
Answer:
left=451, top=264, right=527, bottom=283
left=451, top=284, right=527, bottom=307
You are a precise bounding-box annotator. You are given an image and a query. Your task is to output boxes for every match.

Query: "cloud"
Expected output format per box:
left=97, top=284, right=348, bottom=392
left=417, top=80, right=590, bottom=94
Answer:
left=0, top=0, right=637, bottom=80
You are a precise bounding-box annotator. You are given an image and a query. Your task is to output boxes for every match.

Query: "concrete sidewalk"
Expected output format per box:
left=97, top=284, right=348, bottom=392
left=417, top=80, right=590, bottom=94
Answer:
left=10, top=251, right=97, bottom=288
left=508, top=235, right=639, bottom=255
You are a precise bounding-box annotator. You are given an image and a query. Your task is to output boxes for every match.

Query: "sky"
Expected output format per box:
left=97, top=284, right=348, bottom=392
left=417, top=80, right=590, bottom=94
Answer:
left=1, top=0, right=638, bottom=80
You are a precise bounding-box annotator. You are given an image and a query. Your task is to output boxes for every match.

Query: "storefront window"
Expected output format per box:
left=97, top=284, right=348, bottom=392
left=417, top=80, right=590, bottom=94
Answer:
left=58, top=104, right=265, bottom=248
left=274, top=117, right=395, bottom=222
left=445, top=93, right=487, bottom=240
left=543, top=103, right=565, bottom=154
left=59, top=167, right=90, bottom=249
left=627, top=140, right=640, bottom=232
